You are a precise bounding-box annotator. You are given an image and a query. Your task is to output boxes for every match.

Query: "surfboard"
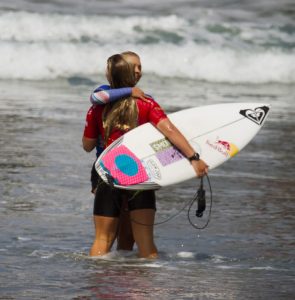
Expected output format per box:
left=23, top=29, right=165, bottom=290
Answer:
left=95, top=103, right=270, bottom=190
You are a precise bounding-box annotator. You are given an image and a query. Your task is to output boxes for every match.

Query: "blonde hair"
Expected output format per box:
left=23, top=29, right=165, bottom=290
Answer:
left=103, top=53, right=139, bottom=144
left=121, top=51, right=140, bottom=59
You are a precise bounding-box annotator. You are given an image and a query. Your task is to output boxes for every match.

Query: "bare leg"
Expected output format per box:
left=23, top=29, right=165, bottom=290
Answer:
left=89, top=215, right=119, bottom=256
left=117, top=198, right=135, bottom=251
left=130, top=209, right=158, bottom=259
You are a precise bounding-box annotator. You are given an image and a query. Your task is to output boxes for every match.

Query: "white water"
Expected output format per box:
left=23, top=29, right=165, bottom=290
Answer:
left=1, top=11, right=294, bottom=83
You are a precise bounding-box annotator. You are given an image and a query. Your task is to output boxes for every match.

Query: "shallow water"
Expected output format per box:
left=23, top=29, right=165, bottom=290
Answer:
left=0, top=77, right=294, bottom=299
left=1, top=0, right=295, bottom=298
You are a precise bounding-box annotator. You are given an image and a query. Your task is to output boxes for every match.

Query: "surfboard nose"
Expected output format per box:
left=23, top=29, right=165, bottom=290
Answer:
left=239, top=104, right=270, bottom=126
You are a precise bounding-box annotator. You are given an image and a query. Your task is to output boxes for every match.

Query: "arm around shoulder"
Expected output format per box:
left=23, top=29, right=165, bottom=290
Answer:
left=90, top=86, right=132, bottom=105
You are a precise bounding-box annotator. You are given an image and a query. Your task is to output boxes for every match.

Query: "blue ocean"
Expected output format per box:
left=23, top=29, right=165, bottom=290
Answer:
left=0, top=0, right=294, bottom=299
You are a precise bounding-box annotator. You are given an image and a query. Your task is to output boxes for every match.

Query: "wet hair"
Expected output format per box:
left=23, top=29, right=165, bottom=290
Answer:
left=121, top=51, right=140, bottom=59
left=106, top=54, right=136, bottom=88
left=121, top=51, right=142, bottom=83
left=103, top=53, right=139, bottom=144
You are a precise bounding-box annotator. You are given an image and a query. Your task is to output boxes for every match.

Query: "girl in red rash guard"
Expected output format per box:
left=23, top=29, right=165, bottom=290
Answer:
left=82, top=53, right=208, bottom=258
left=85, top=52, right=156, bottom=253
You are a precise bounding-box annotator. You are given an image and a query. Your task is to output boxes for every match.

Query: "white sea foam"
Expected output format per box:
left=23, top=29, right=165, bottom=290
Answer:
left=29, top=250, right=54, bottom=259
left=17, top=236, right=32, bottom=241
left=1, top=11, right=294, bottom=83
left=0, top=12, right=187, bottom=42
left=177, top=251, right=195, bottom=258
left=250, top=266, right=275, bottom=270
left=140, top=43, right=295, bottom=83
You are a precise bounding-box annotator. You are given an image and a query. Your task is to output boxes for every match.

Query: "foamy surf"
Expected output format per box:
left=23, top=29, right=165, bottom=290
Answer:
left=1, top=11, right=294, bottom=83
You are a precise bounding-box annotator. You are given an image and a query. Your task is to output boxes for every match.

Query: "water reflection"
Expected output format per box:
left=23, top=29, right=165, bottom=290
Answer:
left=85, top=260, right=160, bottom=299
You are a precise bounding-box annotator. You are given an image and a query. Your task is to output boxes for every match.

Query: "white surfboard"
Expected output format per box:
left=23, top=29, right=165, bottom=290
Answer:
left=95, top=103, right=270, bottom=190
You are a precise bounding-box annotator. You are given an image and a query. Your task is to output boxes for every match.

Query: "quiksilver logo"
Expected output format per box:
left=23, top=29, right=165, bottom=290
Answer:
left=146, top=159, right=161, bottom=180
left=240, top=106, right=269, bottom=125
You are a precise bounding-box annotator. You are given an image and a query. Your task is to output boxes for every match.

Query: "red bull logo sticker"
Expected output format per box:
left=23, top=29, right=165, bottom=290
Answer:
left=206, top=137, right=239, bottom=158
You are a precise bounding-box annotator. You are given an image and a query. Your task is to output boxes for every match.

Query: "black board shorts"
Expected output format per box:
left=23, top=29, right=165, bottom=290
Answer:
left=91, top=163, right=156, bottom=217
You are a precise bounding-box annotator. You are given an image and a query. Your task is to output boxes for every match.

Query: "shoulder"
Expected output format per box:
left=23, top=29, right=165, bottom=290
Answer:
left=87, top=104, right=103, bottom=116
left=137, top=96, right=161, bottom=108
left=93, top=84, right=110, bottom=93
left=136, top=96, right=167, bottom=126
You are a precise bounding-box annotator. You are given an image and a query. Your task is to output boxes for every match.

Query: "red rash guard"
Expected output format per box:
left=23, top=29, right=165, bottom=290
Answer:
left=83, top=97, right=168, bottom=147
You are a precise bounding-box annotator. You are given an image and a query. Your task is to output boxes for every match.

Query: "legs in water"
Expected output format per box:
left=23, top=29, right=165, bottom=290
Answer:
left=89, top=200, right=134, bottom=256
left=117, top=198, right=135, bottom=251
left=89, top=215, right=118, bottom=256
left=89, top=191, right=157, bottom=258
left=130, top=209, right=158, bottom=259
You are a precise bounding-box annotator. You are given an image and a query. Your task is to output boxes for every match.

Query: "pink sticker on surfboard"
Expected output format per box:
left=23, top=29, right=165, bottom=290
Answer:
left=100, top=145, right=148, bottom=186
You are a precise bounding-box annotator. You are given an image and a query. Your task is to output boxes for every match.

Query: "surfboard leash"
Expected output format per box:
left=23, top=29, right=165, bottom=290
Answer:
left=101, top=167, right=213, bottom=229
left=128, top=174, right=213, bottom=229
left=187, top=175, right=213, bottom=230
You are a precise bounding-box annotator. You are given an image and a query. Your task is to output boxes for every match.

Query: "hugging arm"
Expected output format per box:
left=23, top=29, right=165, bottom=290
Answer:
left=90, top=86, right=148, bottom=105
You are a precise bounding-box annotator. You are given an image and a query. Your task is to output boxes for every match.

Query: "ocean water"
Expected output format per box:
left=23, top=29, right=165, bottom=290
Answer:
left=0, top=0, right=294, bottom=299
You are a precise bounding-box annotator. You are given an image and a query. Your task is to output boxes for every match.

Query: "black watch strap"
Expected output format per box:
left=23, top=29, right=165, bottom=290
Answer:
left=188, top=152, right=200, bottom=161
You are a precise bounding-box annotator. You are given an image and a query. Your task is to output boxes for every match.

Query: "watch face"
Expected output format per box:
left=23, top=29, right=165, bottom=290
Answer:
left=189, top=153, right=200, bottom=161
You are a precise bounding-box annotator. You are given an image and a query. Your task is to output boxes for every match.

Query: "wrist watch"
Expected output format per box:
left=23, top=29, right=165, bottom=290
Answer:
left=188, top=152, right=200, bottom=162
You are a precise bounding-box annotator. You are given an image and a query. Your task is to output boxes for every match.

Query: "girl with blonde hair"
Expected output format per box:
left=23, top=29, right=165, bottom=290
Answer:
left=83, top=52, right=208, bottom=258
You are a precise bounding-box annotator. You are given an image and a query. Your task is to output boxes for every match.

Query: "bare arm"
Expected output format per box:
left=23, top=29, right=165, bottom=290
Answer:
left=156, top=118, right=209, bottom=177
left=82, top=136, right=97, bottom=152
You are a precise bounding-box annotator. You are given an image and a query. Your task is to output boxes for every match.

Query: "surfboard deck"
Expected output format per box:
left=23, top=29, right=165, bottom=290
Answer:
left=95, top=103, right=270, bottom=190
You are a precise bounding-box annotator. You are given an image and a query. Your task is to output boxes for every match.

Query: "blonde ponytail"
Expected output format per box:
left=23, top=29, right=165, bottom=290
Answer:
left=103, top=98, right=138, bottom=143
left=103, top=54, right=139, bottom=144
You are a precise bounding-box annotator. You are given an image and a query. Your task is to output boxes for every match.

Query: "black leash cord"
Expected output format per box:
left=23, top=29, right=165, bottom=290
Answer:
left=187, top=174, right=213, bottom=230
left=129, top=191, right=194, bottom=226
left=130, top=174, right=213, bottom=229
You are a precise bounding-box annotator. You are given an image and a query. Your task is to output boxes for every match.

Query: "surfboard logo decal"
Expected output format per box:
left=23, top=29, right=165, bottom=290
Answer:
left=240, top=106, right=269, bottom=125
left=145, top=159, right=162, bottom=180
left=206, top=137, right=239, bottom=158
left=150, top=138, right=184, bottom=166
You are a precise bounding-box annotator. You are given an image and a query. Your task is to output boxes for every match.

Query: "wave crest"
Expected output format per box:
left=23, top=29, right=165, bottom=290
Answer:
left=0, top=12, right=294, bottom=83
